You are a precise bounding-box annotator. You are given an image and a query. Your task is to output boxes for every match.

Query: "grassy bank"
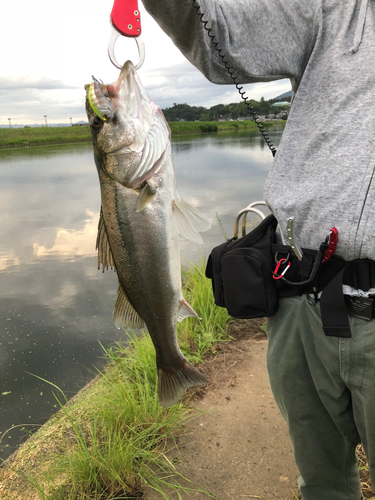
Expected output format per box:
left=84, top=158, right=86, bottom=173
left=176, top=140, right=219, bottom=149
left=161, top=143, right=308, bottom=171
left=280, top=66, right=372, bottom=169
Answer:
left=0, top=126, right=92, bottom=149
left=0, top=121, right=285, bottom=149
left=0, top=263, right=230, bottom=499
left=168, top=119, right=284, bottom=135
left=0, top=262, right=373, bottom=499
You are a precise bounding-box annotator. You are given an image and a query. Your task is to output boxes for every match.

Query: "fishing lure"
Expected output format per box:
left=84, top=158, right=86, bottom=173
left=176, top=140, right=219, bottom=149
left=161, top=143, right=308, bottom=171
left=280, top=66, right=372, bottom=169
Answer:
left=88, top=77, right=114, bottom=121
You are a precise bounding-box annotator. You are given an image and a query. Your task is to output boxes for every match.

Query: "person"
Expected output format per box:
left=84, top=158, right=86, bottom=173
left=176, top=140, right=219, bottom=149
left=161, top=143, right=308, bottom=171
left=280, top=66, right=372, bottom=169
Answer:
left=140, top=1, right=375, bottom=499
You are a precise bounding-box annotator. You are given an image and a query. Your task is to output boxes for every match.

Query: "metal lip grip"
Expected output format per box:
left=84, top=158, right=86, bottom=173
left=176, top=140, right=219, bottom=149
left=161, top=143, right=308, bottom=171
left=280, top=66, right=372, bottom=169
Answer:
left=108, top=0, right=145, bottom=70
left=286, top=217, right=303, bottom=261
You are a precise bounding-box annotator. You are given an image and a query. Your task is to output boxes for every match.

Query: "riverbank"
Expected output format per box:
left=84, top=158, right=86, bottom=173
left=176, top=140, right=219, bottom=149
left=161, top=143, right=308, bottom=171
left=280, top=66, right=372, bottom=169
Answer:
left=0, top=121, right=285, bottom=149
left=0, top=263, right=373, bottom=499
left=0, top=263, right=231, bottom=499
left=0, top=316, right=302, bottom=500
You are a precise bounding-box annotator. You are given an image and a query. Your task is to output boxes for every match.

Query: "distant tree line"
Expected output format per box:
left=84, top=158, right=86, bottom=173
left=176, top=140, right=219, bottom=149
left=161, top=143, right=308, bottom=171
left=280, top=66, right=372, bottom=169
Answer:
left=162, top=96, right=292, bottom=122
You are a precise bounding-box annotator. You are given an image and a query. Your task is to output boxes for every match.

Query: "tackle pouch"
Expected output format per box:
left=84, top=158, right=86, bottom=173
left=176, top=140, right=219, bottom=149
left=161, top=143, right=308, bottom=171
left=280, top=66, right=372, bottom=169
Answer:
left=205, top=213, right=279, bottom=318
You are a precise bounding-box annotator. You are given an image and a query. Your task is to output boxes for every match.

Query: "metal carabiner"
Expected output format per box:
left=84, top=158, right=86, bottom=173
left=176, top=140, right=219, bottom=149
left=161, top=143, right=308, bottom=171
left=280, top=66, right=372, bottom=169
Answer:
left=273, top=253, right=291, bottom=280
left=233, top=206, right=265, bottom=239
left=108, top=0, right=145, bottom=70
left=240, top=201, right=267, bottom=237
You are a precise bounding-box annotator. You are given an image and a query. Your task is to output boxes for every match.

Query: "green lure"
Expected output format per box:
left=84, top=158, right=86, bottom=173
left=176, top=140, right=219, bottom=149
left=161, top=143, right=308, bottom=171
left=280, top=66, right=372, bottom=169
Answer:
left=88, top=77, right=114, bottom=121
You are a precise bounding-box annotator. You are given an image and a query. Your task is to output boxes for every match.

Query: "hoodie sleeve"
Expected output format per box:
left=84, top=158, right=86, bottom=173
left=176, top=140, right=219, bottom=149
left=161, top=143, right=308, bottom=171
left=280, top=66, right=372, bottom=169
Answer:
left=141, top=0, right=318, bottom=86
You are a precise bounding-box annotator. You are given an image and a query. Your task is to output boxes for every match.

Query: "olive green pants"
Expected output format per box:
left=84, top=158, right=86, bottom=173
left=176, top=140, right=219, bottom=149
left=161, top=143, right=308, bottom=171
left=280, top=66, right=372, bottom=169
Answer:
left=266, top=294, right=375, bottom=500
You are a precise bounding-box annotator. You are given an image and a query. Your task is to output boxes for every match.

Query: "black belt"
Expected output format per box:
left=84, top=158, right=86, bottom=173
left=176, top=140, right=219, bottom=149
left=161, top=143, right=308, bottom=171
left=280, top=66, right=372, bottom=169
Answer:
left=345, top=295, right=375, bottom=321
left=273, top=248, right=375, bottom=338
left=320, top=260, right=375, bottom=338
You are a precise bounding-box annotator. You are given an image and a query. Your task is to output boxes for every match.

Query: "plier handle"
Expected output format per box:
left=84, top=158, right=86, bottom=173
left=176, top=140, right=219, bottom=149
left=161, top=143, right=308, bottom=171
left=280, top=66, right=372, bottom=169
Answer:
left=108, top=0, right=145, bottom=70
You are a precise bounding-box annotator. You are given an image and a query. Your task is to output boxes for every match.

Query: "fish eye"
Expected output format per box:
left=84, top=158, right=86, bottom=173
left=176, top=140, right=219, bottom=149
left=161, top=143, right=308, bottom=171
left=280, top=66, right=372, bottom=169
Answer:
left=91, top=115, right=104, bottom=130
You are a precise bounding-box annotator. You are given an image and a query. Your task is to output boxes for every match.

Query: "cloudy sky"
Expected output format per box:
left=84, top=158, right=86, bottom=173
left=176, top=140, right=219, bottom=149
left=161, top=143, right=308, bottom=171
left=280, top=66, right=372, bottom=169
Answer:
left=1, top=0, right=292, bottom=126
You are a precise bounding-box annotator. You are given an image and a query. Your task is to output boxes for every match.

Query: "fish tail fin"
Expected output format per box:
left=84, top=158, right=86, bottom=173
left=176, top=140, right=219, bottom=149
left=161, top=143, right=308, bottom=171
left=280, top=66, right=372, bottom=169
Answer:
left=157, top=360, right=208, bottom=407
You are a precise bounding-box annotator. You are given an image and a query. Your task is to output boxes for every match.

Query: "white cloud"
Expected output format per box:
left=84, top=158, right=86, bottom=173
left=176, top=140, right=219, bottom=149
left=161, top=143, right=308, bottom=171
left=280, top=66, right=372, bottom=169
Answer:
left=0, top=0, right=291, bottom=125
left=0, top=77, right=79, bottom=91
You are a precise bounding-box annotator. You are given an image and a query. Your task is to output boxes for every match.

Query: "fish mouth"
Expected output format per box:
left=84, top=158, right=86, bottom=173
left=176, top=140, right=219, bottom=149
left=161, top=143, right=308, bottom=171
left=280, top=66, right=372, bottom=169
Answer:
left=115, top=61, right=152, bottom=123
left=117, top=60, right=137, bottom=87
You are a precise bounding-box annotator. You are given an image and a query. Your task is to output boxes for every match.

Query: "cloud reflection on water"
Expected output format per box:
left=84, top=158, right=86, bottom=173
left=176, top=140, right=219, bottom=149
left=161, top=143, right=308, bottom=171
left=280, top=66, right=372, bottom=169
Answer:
left=0, top=129, right=282, bottom=459
left=32, top=210, right=98, bottom=259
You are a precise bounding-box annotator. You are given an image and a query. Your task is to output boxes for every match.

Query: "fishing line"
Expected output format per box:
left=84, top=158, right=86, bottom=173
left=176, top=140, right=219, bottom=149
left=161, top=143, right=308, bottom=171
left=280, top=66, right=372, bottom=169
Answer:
left=191, top=0, right=277, bottom=157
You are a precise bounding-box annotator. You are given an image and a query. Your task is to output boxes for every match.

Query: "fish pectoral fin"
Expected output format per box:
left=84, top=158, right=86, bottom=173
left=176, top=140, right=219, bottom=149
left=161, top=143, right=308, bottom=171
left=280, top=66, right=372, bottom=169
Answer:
left=158, top=359, right=208, bottom=407
left=96, top=208, right=116, bottom=272
left=172, top=198, right=211, bottom=244
left=177, top=299, right=201, bottom=322
left=113, top=282, right=145, bottom=330
left=136, top=183, right=157, bottom=212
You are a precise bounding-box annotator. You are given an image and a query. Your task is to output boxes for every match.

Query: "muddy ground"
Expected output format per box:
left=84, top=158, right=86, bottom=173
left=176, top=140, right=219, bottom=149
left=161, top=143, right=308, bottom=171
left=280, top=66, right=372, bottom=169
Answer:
left=145, top=318, right=300, bottom=500
left=2, top=318, right=373, bottom=500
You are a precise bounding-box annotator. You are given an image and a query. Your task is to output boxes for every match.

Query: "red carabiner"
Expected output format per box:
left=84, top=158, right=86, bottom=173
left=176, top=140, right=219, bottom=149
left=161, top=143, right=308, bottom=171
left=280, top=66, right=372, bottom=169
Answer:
left=273, top=258, right=291, bottom=280
left=322, top=227, right=339, bottom=263
left=110, top=0, right=142, bottom=37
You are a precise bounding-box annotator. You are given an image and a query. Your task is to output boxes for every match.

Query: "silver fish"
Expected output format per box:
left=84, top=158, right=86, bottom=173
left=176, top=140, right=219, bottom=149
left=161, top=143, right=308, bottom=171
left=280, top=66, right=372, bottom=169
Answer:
left=85, top=61, right=210, bottom=407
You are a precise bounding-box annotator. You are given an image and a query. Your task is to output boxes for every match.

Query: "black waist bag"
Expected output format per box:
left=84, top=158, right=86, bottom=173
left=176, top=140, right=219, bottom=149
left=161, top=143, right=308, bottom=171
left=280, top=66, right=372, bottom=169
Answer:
left=205, top=214, right=279, bottom=318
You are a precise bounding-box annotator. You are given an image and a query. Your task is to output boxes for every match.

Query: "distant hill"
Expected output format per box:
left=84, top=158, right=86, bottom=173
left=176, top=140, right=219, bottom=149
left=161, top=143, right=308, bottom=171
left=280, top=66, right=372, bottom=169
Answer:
left=0, top=122, right=84, bottom=129
left=0, top=124, right=69, bottom=129
left=274, top=90, right=293, bottom=100
left=2, top=93, right=294, bottom=128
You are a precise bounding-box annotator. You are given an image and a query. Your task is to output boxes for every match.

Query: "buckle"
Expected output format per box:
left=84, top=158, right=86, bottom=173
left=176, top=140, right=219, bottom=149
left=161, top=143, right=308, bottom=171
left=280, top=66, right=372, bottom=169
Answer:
left=344, top=296, right=374, bottom=321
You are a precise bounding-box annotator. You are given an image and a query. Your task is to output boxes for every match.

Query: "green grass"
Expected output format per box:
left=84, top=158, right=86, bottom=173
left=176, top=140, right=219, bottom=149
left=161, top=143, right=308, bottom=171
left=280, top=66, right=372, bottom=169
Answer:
left=1, top=262, right=229, bottom=499
left=0, top=121, right=285, bottom=149
left=21, top=343, right=203, bottom=500
left=178, top=261, right=230, bottom=363
left=169, top=120, right=284, bottom=136
left=0, top=126, right=91, bottom=149
left=2, top=262, right=372, bottom=499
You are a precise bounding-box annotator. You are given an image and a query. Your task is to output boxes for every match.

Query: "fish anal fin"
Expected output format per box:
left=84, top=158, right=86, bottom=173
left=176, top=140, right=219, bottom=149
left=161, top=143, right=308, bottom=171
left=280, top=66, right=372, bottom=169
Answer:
left=113, top=282, right=145, bottom=331
left=172, top=198, right=211, bottom=244
left=157, top=360, right=208, bottom=407
left=177, top=299, right=201, bottom=322
left=136, top=183, right=157, bottom=212
left=96, top=208, right=116, bottom=272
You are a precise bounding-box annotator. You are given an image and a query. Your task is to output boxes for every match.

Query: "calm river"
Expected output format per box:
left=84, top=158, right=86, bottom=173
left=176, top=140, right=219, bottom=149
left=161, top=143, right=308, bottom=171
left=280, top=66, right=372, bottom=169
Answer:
left=0, top=128, right=283, bottom=460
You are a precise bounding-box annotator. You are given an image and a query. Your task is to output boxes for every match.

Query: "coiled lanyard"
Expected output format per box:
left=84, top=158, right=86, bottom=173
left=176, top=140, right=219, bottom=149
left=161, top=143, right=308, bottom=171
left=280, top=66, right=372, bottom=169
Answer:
left=191, top=0, right=277, bottom=157
left=107, top=0, right=276, bottom=157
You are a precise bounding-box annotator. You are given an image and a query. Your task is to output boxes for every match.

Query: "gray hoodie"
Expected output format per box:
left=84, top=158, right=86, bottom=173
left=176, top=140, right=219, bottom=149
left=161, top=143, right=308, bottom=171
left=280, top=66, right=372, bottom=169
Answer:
left=142, top=0, right=375, bottom=261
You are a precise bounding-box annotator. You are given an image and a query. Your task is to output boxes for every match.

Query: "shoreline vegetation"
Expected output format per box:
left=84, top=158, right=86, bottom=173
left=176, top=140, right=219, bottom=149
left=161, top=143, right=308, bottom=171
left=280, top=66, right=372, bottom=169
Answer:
left=0, top=121, right=285, bottom=150
left=0, top=269, right=372, bottom=499
left=0, top=263, right=231, bottom=499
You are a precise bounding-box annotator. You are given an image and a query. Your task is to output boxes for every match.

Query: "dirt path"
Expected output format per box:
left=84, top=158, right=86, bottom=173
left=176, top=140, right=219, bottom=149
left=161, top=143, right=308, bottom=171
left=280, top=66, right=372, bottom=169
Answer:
left=145, top=319, right=299, bottom=500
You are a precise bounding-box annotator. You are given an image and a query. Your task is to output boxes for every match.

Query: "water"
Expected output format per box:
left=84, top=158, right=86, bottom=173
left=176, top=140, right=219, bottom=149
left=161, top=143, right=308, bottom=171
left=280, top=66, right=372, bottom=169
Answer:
left=0, top=128, right=283, bottom=460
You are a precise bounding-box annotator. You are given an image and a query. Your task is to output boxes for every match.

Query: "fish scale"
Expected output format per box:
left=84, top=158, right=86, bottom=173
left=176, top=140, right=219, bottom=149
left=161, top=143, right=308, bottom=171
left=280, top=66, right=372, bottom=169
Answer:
left=86, top=61, right=211, bottom=406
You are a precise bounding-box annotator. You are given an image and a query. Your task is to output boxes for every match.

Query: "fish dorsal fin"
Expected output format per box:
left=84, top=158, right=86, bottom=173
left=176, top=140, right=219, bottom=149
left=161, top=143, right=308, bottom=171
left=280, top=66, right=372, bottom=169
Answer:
left=129, top=108, right=170, bottom=185
left=177, top=299, right=201, bottom=322
left=96, top=208, right=115, bottom=272
left=113, top=282, right=145, bottom=330
left=172, top=198, right=211, bottom=244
